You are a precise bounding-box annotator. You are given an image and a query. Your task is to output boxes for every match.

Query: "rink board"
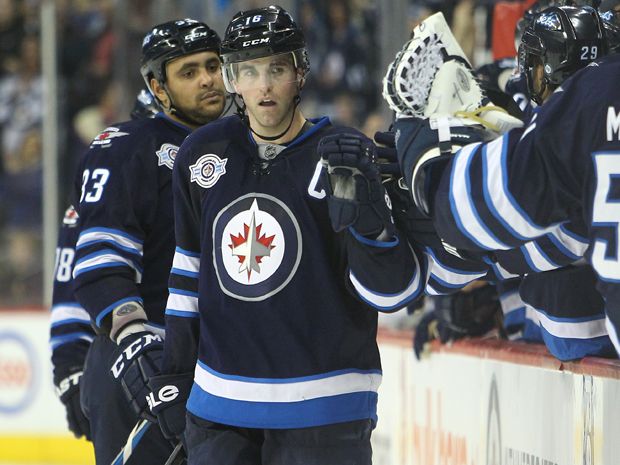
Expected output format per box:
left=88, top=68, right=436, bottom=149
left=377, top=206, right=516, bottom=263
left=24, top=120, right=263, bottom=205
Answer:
left=373, top=329, right=620, bottom=465
left=2, top=311, right=620, bottom=464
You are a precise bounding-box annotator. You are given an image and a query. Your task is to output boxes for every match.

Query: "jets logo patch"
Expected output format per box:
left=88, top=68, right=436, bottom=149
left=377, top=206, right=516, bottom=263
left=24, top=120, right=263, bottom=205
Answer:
left=91, top=127, right=129, bottom=147
left=213, top=194, right=302, bottom=301
left=62, top=205, right=79, bottom=227
left=190, top=154, right=227, bottom=189
left=156, top=143, right=179, bottom=170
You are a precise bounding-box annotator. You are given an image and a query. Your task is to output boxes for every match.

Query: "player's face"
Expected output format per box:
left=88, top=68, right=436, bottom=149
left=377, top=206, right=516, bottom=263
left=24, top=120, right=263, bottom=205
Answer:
left=234, top=54, right=301, bottom=136
left=164, top=51, right=226, bottom=125
left=532, top=62, right=552, bottom=103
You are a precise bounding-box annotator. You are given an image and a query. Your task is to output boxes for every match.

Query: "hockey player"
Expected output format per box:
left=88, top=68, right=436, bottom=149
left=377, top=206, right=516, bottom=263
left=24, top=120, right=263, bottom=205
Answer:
left=368, top=6, right=612, bottom=360
left=148, top=6, right=417, bottom=465
left=50, top=89, right=161, bottom=442
left=70, top=20, right=226, bottom=465
left=393, top=6, right=620, bottom=355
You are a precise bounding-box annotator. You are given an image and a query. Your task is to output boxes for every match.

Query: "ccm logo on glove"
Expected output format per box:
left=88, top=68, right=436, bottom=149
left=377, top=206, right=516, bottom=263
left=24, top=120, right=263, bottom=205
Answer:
left=111, top=333, right=163, bottom=379
left=146, top=385, right=179, bottom=410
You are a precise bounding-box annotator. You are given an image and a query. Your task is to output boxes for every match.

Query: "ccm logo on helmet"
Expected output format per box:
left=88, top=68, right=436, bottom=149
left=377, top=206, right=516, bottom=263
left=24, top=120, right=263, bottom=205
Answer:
left=242, top=38, right=269, bottom=47
left=111, top=334, right=163, bottom=379
left=146, top=385, right=179, bottom=410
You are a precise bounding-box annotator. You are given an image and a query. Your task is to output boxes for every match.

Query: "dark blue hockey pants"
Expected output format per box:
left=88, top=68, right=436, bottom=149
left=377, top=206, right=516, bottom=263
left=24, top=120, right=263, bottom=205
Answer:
left=185, top=413, right=373, bottom=465
left=80, top=335, right=172, bottom=465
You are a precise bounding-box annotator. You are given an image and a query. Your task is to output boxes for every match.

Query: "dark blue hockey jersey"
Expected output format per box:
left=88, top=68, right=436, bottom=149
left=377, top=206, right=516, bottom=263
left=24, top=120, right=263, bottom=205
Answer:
left=50, top=205, right=95, bottom=382
left=164, top=115, right=419, bottom=429
left=73, top=114, right=191, bottom=333
left=430, top=54, right=620, bottom=355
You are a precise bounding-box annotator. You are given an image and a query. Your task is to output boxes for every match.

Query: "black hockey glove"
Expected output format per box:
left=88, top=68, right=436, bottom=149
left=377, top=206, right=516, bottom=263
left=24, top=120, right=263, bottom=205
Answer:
left=318, top=133, right=394, bottom=237
left=110, top=331, right=164, bottom=421
left=413, top=284, right=501, bottom=359
left=55, top=369, right=91, bottom=440
left=393, top=117, right=485, bottom=216
left=375, top=130, right=441, bottom=248
left=147, top=372, right=193, bottom=441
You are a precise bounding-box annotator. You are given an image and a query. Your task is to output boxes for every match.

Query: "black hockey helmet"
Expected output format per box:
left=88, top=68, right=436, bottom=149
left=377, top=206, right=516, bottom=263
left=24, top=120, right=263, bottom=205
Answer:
left=130, top=88, right=161, bottom=120
left=140, top=19, right=221, bottom=93
left=600, top=0, right=620, bottom=52
left=220, top=5, right=309, bottom=94
left=518, top=5, right=607, bottom=103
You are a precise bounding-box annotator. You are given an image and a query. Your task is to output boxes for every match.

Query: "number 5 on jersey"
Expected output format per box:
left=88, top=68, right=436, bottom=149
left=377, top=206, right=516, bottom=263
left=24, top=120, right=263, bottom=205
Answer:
left=592, top=152, right=620, bottom=281
left=80, top=168, right=110, bottom=203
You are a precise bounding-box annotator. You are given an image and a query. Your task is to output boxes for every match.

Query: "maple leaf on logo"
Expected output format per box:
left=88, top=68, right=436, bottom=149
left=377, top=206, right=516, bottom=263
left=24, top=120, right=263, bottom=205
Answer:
left=228, top=210, right=275, bottom=280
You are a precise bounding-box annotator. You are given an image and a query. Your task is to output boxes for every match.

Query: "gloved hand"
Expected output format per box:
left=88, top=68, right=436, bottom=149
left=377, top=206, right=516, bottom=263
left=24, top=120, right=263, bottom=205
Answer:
left=413, top=284, right=501, bottom=359
left=318, top=133, right=394, bottom=237
left=375, top=130, right=441, bottom=249
left=56, top=370, right=91, bottom=440
left=393, top=117, right=485, bottom=216
left=110, top=330, right=164, bottom=421
left=147, top=372, right=193, bottom=441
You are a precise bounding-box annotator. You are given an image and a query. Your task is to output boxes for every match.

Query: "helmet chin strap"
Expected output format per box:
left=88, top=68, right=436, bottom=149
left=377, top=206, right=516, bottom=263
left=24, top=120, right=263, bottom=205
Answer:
left=160, top=84, right=223, bottom=127
left=236, top=76, right=303, bottom=142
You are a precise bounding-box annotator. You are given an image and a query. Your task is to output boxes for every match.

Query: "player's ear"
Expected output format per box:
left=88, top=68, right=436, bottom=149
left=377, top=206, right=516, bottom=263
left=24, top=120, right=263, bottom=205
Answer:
left=151, top=78, right=169, bottom=109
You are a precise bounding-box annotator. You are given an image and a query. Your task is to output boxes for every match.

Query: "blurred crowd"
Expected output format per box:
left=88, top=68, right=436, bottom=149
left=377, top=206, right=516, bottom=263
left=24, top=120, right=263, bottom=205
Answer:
left=0, top=0, right=498, bottom=305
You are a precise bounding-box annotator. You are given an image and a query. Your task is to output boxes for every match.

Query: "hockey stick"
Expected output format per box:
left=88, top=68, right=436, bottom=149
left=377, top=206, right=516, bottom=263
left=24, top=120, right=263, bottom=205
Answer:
left=164, top=441, right=186, bottom=465
left=109, top=418, right=151, bottom=465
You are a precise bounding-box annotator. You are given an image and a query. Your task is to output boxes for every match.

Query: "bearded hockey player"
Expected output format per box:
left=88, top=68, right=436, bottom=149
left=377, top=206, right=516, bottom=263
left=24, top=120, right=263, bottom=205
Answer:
left=70, top=19, right=226, bottom=465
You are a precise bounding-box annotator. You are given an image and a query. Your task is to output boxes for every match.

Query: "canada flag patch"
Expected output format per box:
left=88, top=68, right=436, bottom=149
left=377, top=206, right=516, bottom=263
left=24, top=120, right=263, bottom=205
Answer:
left=90, top=127, right=129, bottom=148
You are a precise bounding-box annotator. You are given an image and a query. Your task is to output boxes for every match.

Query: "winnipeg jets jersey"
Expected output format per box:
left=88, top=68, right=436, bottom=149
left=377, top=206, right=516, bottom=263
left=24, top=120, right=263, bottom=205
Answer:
left=50, top=205, right=94, bottom=382
left=164, top=115, right=418, bottom=429
left=72, top=114, right=191, bottom=333
left=431, top=54, right=620, bottom=354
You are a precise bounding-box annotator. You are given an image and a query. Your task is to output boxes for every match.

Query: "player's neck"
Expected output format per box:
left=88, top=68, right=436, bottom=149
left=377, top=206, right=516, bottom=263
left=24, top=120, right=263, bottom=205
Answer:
left=250, top=109, right=306, bottom=146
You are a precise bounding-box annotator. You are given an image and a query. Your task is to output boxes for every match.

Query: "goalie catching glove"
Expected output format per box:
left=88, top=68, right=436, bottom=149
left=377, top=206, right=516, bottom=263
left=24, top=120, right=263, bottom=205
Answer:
left=319, top=133, right=395, bottom=238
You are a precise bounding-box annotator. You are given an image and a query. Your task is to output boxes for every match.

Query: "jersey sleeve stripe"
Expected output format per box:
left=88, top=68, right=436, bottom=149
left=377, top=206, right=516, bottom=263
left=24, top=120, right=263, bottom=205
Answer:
left=166, top=292, right=198, bottom=315
left=482, top=256, right=519, bottom=281
left=520, top=241, right=561, bottom=272
left=50, top=304, right=90, bottom=324
left=449, top=143, right=509, bottom=250
left=172, top=249, right=200, bottom=273
left=77, top=228, right=143, bottom=254
left=485, top=133, right=559, bottom=240
left=50, top=332, right=95, bottom=349
left=171, top=267, right=199, bottom=278
left=169, top=288, right=199, bottom=298
left=348, top=249, right=422, bottom=311
left=165, top=309, right=200, bottom=318
left=551, top=226, right=589, bottom=258
left=535, top=308, right=608, bottom=339
left=175, top=246, right=200, bottom=258
left=73, top=251, right=143, bottom=281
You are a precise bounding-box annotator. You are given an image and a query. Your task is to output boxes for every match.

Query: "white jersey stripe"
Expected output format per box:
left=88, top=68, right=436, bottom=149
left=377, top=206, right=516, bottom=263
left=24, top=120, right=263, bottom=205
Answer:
left=194, top=363, right=382, bottom=403
left=50, top=305, right=90, bottom=325
left=77, top=229, right=143, bottom=255
left=484, top=135, right=557, bottom=240
left=451, top=143, right=509, bottom=250
left=172, top=250, right=200, bottom=274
